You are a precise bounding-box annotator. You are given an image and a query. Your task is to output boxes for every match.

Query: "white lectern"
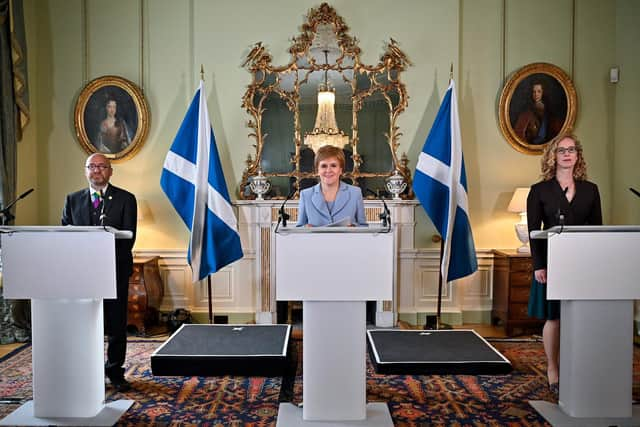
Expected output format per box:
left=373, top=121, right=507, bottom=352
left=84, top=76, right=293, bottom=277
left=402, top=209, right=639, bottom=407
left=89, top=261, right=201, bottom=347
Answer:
left=529, top=225, right=640, bottom=426
left=275, top=226, right=394, bottom=427
left=0, top=226, right=134, bottom=426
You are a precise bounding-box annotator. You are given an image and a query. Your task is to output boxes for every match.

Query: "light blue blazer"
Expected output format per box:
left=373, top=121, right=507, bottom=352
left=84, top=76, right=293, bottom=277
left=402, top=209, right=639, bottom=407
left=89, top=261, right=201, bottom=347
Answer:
left=297, top=182, right=368, bottom=227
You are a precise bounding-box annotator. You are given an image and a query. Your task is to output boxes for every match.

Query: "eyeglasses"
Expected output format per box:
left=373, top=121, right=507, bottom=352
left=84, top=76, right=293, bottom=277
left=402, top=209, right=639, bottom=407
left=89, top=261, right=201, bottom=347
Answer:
left=556, top=146, right=577, bottom=155
left=86, top=164, right=110, bottom=171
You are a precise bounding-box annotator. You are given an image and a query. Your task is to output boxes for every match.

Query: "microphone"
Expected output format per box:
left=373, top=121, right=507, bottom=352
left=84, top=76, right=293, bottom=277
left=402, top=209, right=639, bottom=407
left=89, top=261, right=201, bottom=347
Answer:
left=99, top=189, right=107, bottom=226
left=0, top=188, right=35, bottom=225
left=366, top=188, right=390, bottom=228
left=630, top=187, right=640, bottom=198
left=556, top=207, right=565, bottom=234
left=278, top=188, right=296, bottom=228
left=17, top=188, right=34, bottom=200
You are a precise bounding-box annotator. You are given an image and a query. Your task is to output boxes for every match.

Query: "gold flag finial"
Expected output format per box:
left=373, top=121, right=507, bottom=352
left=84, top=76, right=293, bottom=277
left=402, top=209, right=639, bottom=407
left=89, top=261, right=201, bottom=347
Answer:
left=200, top=64, right=205, bottom=81
left=449, top=63, right=453, bottom=83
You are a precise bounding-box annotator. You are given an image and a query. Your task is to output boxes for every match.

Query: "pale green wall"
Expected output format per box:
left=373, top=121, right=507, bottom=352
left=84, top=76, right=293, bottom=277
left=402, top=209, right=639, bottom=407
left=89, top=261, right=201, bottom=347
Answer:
left=613, top=0, right=640, bottom=225
left=15, top=0, right=637, bottom=253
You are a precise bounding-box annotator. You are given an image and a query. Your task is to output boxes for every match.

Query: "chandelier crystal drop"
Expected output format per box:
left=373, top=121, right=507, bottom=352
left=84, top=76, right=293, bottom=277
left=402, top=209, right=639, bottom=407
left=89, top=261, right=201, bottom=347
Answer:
left=304, top=50, right=349, bottom=153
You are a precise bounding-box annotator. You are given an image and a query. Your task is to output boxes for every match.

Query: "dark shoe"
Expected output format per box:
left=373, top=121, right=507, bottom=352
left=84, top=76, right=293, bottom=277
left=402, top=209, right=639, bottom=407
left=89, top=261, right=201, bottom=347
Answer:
left=549, top=382, right=559, bottom=399
left=109, top=376, right=132, bottom=392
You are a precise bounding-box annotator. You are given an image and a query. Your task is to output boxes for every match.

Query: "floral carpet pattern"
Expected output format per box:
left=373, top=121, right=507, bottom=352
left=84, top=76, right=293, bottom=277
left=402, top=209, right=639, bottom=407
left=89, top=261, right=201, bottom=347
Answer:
left=1, top=338, right=638, bottom=426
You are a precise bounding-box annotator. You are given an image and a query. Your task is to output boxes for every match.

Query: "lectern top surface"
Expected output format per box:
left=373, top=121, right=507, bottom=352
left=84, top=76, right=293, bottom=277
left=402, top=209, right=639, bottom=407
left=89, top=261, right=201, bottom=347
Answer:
left=275, top=225, right=389, bottom=234
left=0, top=225, right=133, bottom=239
left=530, top=225, right=640, bottom=239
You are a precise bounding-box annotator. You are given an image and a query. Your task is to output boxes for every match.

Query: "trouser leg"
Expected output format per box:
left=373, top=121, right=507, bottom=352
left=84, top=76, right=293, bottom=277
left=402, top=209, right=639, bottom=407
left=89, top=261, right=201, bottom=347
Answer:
left=104, top=272, right=129, bottom=379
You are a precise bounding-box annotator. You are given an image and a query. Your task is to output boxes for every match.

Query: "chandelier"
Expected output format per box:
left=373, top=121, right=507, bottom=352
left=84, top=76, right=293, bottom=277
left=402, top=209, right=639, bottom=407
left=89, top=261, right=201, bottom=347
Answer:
left=304, top=50, right=350, bottom=153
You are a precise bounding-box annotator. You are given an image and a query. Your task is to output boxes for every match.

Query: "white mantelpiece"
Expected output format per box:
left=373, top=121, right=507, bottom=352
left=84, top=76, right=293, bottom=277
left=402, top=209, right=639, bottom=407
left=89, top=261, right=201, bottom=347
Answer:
left=235, top=199, right=417, bottom=327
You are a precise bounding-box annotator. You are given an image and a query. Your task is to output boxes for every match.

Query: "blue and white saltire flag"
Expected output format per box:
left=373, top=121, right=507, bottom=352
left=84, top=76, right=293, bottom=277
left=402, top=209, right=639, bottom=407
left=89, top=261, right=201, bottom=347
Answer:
left=161, top=80, right=243, bottom=282
left=413, top=80, right=477, bottom=284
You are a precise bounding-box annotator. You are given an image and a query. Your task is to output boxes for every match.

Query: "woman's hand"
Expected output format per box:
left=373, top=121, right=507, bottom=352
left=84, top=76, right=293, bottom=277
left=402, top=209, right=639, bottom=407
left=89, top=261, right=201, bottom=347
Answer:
left=534, top=268, right=547, bottom=284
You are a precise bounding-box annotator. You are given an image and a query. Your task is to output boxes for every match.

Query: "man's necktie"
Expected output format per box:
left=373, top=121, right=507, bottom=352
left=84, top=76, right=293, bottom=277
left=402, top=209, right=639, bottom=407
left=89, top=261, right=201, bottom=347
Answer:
left=92, top=192, right=101, bottom=209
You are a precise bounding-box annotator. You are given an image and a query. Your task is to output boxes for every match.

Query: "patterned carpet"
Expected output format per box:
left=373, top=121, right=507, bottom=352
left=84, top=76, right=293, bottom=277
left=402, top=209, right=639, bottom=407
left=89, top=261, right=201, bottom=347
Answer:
left=1, top=338, right=638, bottom=426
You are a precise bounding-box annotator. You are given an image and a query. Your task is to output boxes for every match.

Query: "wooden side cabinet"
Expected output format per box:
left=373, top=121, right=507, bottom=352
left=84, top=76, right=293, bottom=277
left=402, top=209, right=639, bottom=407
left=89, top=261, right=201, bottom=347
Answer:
left=491, top=249, right=543, bottom=336
left=128, top=256, right=164, bottom=335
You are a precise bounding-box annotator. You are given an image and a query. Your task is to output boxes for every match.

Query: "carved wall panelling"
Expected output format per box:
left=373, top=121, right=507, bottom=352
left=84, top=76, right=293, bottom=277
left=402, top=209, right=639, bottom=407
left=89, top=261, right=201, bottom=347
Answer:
left=135, top=229, right=495, bottom=326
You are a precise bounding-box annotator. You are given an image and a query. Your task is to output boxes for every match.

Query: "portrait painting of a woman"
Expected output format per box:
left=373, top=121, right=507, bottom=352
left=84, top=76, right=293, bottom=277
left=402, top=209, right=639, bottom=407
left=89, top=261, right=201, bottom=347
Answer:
left=74, top=75, right=149, bottom=162
left=95, top=98, right=133, bottom=154
left=84, top=87, right=138, bottom=155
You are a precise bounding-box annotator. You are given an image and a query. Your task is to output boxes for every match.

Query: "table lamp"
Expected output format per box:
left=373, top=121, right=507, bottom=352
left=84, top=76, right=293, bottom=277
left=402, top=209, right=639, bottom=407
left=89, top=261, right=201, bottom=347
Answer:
left=507, top=187, right=530, bottom=253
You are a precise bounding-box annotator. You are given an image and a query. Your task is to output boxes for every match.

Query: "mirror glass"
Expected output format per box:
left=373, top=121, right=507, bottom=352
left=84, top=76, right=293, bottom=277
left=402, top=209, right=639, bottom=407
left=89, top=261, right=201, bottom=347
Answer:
left=241, top=4, right=412, bottom=199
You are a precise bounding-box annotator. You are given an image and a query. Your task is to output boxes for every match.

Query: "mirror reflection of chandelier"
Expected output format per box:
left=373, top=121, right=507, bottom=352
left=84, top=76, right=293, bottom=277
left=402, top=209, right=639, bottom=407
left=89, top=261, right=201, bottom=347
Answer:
left=304, top=50, right=350, bottom=153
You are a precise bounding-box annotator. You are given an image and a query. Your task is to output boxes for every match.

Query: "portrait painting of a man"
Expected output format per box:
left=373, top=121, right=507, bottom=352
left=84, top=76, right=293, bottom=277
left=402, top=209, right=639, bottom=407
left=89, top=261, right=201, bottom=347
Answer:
left=509, top=75, right=566, bottom=145
left=499, top=63, right=577, bottom=155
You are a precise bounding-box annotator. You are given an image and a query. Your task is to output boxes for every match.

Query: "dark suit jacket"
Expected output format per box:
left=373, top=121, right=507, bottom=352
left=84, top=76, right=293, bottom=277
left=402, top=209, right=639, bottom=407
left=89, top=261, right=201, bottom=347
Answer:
left=527, top=178, right=602, bottom=271
left=61, top=184, right=137, bottom=279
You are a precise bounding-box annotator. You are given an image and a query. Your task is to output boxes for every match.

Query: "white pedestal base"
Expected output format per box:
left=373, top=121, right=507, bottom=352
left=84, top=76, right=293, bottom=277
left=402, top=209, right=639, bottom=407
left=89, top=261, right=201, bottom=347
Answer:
left=32, top=299, right=105, bottom=417
left=0, top=400, right=134, bottom=426
left=529, top=401, right=640, bottom=427
left=276, top=403, right=393, bottom=427
left=559, top=300, right=633, bottom=417
left=303, top=301, right=366, bottom=420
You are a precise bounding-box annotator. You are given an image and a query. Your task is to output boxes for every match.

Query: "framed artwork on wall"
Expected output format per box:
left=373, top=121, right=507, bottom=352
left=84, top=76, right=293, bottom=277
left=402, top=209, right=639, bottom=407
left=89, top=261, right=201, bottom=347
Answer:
left=498, top=62, right=577, bottom=155
left=74, top=75, right=150, bottom=162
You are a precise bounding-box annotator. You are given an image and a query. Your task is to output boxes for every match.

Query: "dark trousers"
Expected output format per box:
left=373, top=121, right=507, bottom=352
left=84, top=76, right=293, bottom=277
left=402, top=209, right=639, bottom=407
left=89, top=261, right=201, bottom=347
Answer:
left=104, top=270, right=130, bottom=380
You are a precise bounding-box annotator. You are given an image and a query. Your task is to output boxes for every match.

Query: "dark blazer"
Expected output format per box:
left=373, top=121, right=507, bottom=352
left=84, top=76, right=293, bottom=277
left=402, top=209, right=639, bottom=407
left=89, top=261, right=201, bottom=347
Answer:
left=527, top=178, right=602, bottom=271
left=296, top=181, right=367, bottom=227
left=61, top=184, right=137, bottom=278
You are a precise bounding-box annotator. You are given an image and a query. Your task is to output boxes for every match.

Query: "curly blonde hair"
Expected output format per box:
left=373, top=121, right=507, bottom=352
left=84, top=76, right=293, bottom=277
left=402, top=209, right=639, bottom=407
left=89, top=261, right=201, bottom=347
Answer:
left=540, top=133, right=588, bottom=181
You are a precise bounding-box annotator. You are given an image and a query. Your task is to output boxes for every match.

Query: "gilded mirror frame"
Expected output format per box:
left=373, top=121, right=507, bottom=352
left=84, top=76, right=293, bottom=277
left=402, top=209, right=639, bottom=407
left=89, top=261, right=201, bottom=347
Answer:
left=240, top=3, right=412, bottom=199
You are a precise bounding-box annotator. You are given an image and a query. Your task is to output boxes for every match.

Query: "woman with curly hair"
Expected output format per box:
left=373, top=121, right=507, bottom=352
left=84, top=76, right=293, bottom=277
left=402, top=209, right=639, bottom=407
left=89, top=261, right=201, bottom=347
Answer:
left=526, top=133, right=602, bottom=393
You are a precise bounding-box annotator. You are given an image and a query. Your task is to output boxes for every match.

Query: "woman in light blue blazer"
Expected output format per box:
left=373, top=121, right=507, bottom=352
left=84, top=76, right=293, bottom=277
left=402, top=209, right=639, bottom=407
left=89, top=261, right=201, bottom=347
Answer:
left=297, top=145, right=367, bottom=227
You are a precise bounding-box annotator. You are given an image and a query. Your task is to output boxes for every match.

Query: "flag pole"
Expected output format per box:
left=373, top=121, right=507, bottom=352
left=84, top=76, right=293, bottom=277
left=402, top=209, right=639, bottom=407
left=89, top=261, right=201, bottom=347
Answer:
left=207, top=276, right=214, bottom=324
left=435, top=61, right=454, bottom=331
left=436, top=237, right=444, bottom=329
left=200, top=63, right=214, bottom=325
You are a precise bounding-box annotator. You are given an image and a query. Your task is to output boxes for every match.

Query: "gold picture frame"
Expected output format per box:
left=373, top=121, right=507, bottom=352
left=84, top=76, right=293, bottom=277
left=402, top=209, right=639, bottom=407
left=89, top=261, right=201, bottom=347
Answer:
left=74, top=75, right=150, bottom=162
left=498, top=62, right=577, bottom=155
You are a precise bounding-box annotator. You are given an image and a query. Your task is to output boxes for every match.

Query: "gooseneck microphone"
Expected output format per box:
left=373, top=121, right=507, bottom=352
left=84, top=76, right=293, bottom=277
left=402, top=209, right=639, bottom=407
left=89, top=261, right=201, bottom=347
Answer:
left=556, top=187, right=568, bottom=234
left=17, top=188, right=34, bottom=200
left=366, top=188, right=391, bottom=230
left=0, top=188, right=35, bottom=225
left=630, top=187, right=640, bottom=198
left=275, top=187, right=296, bottom=233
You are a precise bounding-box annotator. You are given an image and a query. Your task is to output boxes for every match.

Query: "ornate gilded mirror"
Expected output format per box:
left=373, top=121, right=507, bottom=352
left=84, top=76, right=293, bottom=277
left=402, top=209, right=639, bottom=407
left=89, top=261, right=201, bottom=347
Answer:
left=240, top=3, right=413, bottom=199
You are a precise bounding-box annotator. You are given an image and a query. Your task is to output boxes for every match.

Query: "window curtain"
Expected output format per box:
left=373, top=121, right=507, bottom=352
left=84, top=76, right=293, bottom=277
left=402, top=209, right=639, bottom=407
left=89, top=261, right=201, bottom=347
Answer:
left=0, top=0, right=29, bottom=216
left=0, top=0, right=30, bottom=344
